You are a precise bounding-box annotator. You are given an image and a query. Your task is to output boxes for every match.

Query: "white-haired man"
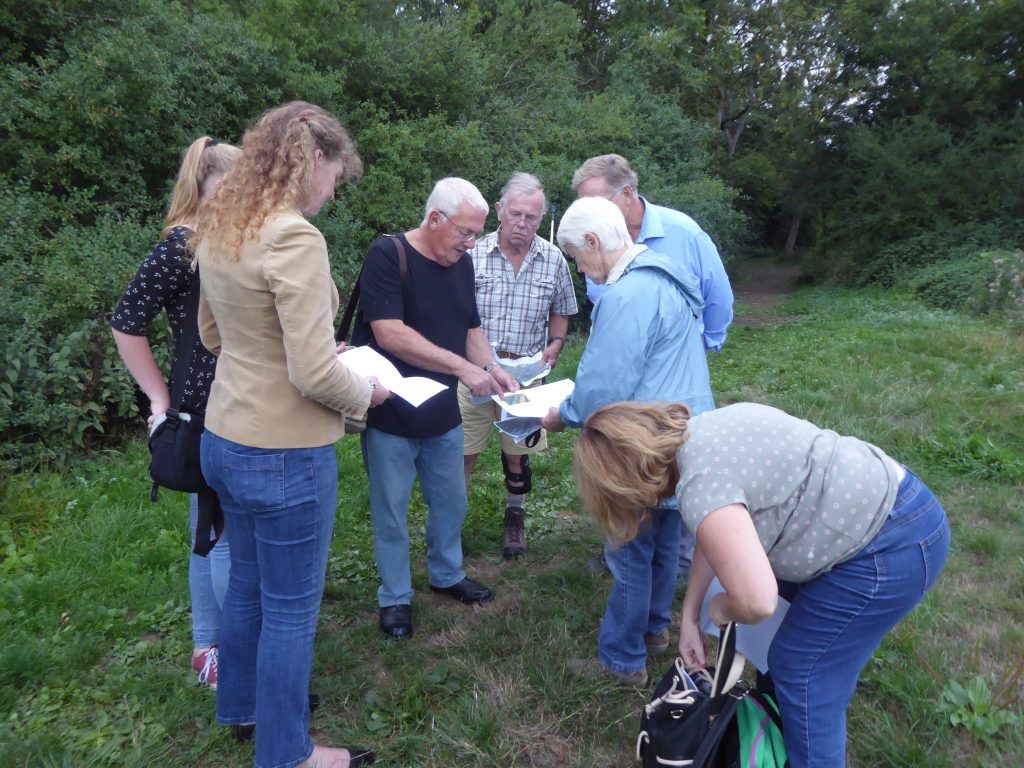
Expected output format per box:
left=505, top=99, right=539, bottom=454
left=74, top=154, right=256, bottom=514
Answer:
left=353, top=177, right=518, bottom=640
left=573, top=154, right=733, bottom=581
left=460, top=173, right=578, bottom=559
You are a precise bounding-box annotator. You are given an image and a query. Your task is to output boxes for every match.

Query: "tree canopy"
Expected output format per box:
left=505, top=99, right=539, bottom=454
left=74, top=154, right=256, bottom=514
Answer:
left=1, top=0, right=1020, bottom=465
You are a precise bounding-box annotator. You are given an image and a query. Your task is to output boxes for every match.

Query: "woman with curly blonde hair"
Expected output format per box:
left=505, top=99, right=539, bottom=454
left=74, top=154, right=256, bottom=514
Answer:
left=194, top=101, right=386, bottom=767
left=575, top=400, right=950, bottom=768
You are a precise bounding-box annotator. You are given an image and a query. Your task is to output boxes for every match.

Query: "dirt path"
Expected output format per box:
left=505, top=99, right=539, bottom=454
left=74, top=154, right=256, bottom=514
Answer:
left=731, top=260, right=803, bottom=328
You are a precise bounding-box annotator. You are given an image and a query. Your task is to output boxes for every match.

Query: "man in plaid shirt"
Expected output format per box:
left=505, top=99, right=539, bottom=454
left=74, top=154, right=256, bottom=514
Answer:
left=459, top=172, right=578, bottom=558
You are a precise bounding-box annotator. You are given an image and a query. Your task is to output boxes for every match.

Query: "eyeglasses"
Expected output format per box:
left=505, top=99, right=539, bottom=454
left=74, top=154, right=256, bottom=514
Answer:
left=502, top=209, right=542, bottom=227
left=437, top=211, right=483, bottom=243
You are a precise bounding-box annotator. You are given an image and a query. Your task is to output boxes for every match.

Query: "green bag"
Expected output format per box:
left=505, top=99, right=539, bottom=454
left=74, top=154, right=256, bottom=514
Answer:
left=736, top=690, right=788, bottom=767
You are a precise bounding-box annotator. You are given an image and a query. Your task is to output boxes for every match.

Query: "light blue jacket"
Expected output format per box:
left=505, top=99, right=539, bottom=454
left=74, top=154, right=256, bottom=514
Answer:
left=586, top=198, right=734, bottom=351
left=561, top=248, right=716, bottom=431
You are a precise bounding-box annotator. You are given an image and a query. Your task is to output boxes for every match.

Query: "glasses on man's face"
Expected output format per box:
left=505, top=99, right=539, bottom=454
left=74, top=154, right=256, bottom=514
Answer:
left=502, top=209, right=542, bottom=227
left=437, top=211, right=482, bottom=243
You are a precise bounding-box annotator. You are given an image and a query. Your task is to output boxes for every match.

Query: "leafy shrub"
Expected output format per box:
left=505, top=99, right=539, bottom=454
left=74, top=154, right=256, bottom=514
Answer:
left=905, top=252, right=997, bottom=312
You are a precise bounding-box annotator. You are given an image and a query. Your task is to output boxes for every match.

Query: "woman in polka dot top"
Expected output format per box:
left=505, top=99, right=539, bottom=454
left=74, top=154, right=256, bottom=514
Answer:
left=110, top=136, right=241, bottom=690
left=574, top=400, right=950, bottom=768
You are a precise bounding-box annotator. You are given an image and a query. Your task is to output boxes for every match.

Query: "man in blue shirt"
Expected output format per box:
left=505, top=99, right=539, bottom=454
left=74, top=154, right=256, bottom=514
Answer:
left=572, top=153, right=733, bottom=352
left=572, top=154, right=734, bottom=581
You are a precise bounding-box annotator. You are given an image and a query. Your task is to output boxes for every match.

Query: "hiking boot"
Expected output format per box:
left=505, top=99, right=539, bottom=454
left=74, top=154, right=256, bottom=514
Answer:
left=502, top=506, right=526, bottom=559
left=193, top=645, right=218, bottom=690
left=644, top=629, right=671, bottom=655
left=567, top=657, right=648, bottom=687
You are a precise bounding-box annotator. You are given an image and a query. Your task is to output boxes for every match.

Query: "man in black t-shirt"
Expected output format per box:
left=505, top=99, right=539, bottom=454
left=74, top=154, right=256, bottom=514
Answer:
left=353, top=177, right=518, bottom=640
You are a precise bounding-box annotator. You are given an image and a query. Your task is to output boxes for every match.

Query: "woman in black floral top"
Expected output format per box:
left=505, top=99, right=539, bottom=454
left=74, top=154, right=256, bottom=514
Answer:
left=110, top=137, right=241, bottom=691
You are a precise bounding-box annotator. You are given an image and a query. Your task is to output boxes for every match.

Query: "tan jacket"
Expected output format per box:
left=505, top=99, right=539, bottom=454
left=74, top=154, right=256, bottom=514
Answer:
left=196, top=208, right=371, bottom=448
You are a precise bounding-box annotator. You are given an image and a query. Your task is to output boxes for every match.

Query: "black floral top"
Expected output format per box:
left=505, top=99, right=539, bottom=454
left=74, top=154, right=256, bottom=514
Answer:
left=109, top=226, right=216, bottom=414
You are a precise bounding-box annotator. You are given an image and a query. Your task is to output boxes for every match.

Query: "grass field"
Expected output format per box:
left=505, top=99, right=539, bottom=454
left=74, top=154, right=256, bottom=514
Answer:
left=1, top=280, right=1022, bottom=766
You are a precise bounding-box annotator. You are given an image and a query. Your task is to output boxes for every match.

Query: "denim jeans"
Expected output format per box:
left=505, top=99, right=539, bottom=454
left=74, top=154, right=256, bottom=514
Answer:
left=200, top=430, right=337, bottom=768
left=361, top=426, right=467, bottom=607
left=189, top=493, right=231, bottom=648
left=599, top=507, right=681, bottom=674
left=766, top=469, right=950, bottom=768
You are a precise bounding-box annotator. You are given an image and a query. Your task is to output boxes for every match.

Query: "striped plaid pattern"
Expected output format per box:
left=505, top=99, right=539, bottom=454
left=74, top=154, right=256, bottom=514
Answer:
left=470, top=231, right=578, bottom=357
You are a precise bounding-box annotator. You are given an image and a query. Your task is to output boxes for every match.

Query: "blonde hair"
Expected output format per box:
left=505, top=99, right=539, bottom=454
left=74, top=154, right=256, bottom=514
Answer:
left=574, top=401, right=692, bottom=545
left=195, top=101, right=363, bottom=259
left=571, top=153, right=638, bottom=196
left=161, top=137, right=241, bottom=240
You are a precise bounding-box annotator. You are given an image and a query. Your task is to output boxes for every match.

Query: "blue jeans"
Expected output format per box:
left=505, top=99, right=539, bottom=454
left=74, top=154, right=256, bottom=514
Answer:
left=189, top=494, right=231, bottom=648
left=766, top=469, right=950, bottom=768
left=200, top=431, right=337, bottom=768
left=599, top=507, right=681, bottom=674
left=361, top=426, right=467, bottom=607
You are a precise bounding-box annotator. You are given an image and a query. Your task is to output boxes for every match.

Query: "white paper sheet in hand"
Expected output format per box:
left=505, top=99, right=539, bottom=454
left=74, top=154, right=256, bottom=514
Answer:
left=699, top=577, right=790, bottom=673
left=491, top=378, right=574, bottom=418
left=338, top=346, right=447, bottom=407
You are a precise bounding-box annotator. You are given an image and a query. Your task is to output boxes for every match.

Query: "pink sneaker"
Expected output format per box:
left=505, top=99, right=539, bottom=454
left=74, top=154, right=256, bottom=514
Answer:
left=193, top=645, right=218, bottom=690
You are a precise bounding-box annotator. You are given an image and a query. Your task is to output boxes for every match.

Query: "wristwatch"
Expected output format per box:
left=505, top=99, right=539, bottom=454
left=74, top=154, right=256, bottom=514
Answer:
left=549, top=335, right=565, bottom=347
left=483, top=361, right=497, bottom=372
left=367, top=378, right=377, bottom=392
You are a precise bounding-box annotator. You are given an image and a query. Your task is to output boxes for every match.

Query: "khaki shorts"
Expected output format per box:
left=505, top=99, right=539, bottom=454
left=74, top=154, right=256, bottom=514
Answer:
left=458, top=381, right=549, bottom=456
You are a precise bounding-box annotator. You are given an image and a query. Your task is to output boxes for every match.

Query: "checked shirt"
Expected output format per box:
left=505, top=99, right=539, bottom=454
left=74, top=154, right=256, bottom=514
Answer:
left=469, top=231, right=578, bottom=357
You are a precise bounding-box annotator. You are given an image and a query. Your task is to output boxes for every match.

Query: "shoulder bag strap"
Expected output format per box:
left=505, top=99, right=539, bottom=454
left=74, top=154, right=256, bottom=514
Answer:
left=711, top=621, right=746, bottom=696
left=168, top=263, right=202, bottom=414
left=336, top=234, right=409, bottom=342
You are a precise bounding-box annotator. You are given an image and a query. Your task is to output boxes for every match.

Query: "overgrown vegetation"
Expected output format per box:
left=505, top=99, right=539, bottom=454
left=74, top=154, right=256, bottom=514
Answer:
left=2, top=0, right=1021, bottom=466
left=1, top=283, right=1022, bottom=766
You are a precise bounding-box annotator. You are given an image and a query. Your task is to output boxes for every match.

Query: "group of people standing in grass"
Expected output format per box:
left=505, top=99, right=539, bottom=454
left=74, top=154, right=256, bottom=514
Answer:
left=112, top=99, right=949, bottom=768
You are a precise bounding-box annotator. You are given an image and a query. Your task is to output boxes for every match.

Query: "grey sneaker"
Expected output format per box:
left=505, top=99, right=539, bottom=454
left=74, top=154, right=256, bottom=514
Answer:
left=502, top=506, right=526, bottom=559
left=644, top=629, right=670, bottom=655
left=567, top=657, right=648, bottom=687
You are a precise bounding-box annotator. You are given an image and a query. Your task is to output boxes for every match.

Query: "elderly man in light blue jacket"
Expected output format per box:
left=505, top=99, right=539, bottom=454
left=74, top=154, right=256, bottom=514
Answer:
left=542, top=196, right=715, bottom=686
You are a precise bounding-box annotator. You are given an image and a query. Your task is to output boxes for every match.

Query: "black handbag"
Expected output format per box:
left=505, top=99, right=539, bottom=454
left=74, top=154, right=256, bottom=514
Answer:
left=637, top=622, right=787, bottom=768
left=147, top=264, right=223, bottom=556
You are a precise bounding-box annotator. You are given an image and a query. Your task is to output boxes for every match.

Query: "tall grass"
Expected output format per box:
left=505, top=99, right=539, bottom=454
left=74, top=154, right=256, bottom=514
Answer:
left=1, top=283, right=1021, bottom=766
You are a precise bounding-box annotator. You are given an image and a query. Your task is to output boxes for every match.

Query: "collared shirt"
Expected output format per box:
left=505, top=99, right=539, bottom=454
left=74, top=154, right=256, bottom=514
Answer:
left=470, top=230, right=578, bottom=357
left=586, top=197, right=734, bottom=352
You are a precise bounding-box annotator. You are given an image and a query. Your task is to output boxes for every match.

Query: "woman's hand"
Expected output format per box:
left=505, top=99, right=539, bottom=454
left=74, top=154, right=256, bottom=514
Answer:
left=147, top=396, right=170, bottom=427
left=367, top=377, right=390, bottom=407
left=679, top=616, right=708, bottom=669
left=540, top=406, right=565, bottom=433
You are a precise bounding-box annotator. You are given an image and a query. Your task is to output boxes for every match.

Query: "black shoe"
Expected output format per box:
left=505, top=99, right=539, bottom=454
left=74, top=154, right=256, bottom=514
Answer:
left=379, top=604, right=413, bottom=640
left=232, top=693, right=321, bottom=741
left=429, top=577, right=493, bottom=605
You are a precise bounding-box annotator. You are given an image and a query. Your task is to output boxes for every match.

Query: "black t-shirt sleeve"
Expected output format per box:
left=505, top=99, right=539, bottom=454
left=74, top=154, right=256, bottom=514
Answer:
left=110, top=232, right=191, bottom=335
left=358, top=237, right=405, bottom=324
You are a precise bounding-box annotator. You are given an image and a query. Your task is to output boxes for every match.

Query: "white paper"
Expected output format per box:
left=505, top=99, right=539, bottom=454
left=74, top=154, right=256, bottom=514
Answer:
left=495, top=350, right=552, bottom=386
left=699, top=578, right=790, bottom=673
left=338, top=346, right=448, bottom=408
left=491, top=378, right=574, bottom=418
left=493, top=416, right=543, bottom=445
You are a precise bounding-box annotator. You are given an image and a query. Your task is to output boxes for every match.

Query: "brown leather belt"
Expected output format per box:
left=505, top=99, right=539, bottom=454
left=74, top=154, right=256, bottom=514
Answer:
left=496, top=350, right=523, bottom=360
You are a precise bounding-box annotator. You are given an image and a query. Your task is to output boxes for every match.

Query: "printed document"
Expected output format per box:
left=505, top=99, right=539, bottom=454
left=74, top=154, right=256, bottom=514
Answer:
left=338, top=346, right=447, bottom=407
left=490, top=378, right=574, bottom=418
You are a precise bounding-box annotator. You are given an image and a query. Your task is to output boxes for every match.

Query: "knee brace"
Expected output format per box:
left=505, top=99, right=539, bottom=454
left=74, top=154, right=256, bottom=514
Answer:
left=501, top=452, right=532, bottom=494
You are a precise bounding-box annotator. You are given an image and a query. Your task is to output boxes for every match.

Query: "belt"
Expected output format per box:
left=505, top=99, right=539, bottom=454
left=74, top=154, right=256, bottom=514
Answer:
left=496, top=350, right=524, bottom=360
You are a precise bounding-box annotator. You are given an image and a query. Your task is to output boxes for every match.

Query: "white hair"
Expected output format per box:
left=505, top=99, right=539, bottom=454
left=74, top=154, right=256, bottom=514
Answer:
left=422, top=177, right=488, bottom=225
left=499, top=172, right=546, bottom=209
left=556, top=196, right=632, bottom=253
